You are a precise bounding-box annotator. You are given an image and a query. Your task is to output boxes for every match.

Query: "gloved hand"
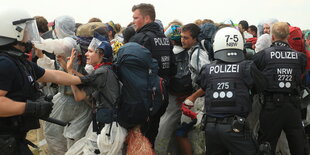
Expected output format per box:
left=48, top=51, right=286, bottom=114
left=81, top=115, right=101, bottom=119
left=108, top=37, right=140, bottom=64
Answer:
left=183, top=99, right=194, bottom=109
left=181, top=103, right=197, bottom=120
left=24, top=100, right=53, bottom=118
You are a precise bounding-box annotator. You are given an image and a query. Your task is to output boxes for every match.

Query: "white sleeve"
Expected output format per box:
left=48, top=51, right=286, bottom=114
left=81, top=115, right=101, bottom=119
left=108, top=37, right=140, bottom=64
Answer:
left=255, top=34, right=271, bottom=53
left=190, top=48, right=210, bottom=72
left=197, top=49, right=210, bottom=71
left=37, top=54, right=55, bottom=70
left=34, top=37, right=76, bottom=57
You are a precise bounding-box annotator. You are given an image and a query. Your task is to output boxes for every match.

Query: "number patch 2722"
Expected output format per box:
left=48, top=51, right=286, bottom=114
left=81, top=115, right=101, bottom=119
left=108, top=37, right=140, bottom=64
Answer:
left=278, top=75, right=292, bottom=81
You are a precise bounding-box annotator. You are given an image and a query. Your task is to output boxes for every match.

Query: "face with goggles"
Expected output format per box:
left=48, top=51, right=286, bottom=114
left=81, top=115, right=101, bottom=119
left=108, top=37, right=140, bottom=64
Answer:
left=85, top=38, right=104, bottom=66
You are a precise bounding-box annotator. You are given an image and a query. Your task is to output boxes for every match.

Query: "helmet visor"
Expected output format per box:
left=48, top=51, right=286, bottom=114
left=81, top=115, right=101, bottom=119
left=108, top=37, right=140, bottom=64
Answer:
left=23, top=19, right=41, bottom=44
left=88, top=37, right=102, bottom=51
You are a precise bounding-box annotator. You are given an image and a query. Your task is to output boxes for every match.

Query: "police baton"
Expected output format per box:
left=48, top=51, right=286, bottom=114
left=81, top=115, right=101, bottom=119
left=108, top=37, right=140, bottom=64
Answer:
left=40, top=95, right=69, bottom=126
left=41, top=117, right=68, bottom=127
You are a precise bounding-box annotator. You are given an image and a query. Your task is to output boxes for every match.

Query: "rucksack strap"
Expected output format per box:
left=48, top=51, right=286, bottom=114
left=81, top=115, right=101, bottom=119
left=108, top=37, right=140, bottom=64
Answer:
left=200, top=40, right=207, bottom=52
left=189, top=46, right=201, bottom=75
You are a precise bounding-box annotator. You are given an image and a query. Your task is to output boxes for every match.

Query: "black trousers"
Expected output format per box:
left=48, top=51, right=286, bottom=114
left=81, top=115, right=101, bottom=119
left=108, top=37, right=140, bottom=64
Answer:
left=259, top=95, right=306, bottom=155
left=205, top=121, right=257, bottom=155
left=0, top=134, right=33, bottom=155
left=141, top=95, right=169, bottom=147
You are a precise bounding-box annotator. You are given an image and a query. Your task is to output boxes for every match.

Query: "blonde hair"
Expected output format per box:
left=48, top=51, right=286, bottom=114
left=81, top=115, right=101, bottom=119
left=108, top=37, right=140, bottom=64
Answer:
left=272, top=22, right=289, bottom=40
left=194, top=19, right=202, bottom=26
left=202, top=19, right=214, bottom=24
left=132, top=3, right=156, bottom=21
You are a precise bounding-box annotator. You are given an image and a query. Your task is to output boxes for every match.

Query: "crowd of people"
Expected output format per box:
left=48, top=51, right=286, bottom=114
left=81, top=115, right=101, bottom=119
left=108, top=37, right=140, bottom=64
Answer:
left=0, top=3, right=310, bottom=155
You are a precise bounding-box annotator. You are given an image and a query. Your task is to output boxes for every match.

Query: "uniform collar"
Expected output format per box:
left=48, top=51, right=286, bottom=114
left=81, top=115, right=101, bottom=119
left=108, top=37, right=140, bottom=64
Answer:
left=271, top=41, right=290, bottom=47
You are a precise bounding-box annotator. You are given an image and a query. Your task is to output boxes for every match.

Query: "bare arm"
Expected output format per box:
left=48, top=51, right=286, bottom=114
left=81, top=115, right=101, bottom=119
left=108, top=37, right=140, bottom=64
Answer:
left=0, top=90, right=26, bottom=117
left=64, top=49, right=88, bottom=101
left=187, top=88, right=205, bottom=103
left=37, top=69, right=81, bottom=86
left=70, top=85, right=87, bottom=101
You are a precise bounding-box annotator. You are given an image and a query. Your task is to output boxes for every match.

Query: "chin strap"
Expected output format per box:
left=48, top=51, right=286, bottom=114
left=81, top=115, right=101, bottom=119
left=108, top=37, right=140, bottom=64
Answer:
left=18, top=42, right=33, bottom=54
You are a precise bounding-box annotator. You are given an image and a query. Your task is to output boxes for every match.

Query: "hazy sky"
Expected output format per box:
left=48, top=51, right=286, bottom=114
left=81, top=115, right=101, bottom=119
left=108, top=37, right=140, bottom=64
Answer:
left=2, top=0, right=310, bottom=30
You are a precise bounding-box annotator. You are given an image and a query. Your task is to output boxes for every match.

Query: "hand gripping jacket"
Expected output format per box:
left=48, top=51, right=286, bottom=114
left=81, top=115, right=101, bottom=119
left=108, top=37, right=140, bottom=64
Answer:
left=262, top=46, right=303, bottom=93
left=201, top=60, right=254, bottom=115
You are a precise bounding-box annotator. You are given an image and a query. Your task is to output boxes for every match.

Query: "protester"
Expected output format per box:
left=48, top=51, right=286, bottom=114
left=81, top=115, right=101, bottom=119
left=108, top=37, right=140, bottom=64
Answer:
left=34, top=15, right=92, bottom=154
left=155, top=24, right=191, bottom=155
left=65, top=33, right=126, bottom=155
left=177, top=23, right=210, bottom=155
left=238, top=20, right=253, bottom=40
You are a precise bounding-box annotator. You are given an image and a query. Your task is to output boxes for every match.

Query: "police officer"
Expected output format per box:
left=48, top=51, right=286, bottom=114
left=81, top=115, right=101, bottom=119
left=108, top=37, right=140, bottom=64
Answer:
left=186, top=27, right=266, bottom=155
left=129, top=3, right=176, bottom=146
left=0, top=8, right=83, bottom=154
left=253, top=22, right=307, bottom=155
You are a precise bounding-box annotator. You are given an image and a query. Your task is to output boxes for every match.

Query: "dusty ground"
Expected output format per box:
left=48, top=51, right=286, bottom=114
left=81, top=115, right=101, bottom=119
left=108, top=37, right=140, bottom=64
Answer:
left=26, top=121, right=49, bottom=155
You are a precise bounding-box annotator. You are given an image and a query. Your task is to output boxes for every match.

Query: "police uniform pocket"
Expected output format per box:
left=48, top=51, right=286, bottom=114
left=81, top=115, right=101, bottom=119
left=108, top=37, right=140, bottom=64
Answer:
left=289, top=95, right=301, bottom=109
left=0, top=135, right=17, bottom=155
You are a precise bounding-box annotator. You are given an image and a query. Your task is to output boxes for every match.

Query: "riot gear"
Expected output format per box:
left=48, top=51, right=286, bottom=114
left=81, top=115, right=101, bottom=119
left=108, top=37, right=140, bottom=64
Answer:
left=201, top=60, right=254, bottom=115
left=261, top=45, right=303, bottom=94
left=213, top=27, right=245, bottom=63
left=0, top=8, right=41, bottom=46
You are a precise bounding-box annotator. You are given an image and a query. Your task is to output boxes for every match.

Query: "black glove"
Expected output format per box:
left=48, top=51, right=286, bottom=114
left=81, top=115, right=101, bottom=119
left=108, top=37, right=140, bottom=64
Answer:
left=24, top=100, right=53, bottom=118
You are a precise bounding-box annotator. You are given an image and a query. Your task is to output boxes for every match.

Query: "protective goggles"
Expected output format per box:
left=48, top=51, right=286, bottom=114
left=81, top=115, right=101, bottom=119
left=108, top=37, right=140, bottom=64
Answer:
left=13, top=18, right=41, bottom=44
left=88, top=37, right=102, bottom=51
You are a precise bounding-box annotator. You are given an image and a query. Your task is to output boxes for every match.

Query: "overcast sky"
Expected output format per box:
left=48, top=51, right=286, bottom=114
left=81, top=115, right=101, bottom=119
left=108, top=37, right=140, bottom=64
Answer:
left=2, top=0, right=310, bottom=30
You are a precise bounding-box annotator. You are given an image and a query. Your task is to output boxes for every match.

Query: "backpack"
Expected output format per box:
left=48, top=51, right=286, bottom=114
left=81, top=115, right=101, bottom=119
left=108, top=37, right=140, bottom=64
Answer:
left=198, top=23, right=218, bottom=61
left=288, top=26, right=305, bottom=53
left=170, top=49, right=193, bottom=94
left=114, top=42, right=166, bottom=129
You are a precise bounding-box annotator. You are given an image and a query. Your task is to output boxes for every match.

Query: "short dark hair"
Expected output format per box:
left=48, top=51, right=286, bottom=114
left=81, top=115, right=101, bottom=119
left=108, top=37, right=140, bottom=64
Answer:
left=173, top=39, right=182, bottom=46
left=249, top=25, right=257, bottom=33
left=132, top=3, right=156, bottom=21
left=249, top=25, right=257, bottom=37
left=122, top=26, right=136, bottom=43
left=34, top=16, right=48, bottom=34
left=182, top=23, right=201, bottom=39
left=239, top=20, right=249, bottom=30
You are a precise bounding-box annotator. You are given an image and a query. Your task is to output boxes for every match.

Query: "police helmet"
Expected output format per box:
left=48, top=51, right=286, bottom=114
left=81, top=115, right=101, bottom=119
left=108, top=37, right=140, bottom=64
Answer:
left=213, top=27, right=244, bottom=63
left=0, top=8, right=41, bottom=46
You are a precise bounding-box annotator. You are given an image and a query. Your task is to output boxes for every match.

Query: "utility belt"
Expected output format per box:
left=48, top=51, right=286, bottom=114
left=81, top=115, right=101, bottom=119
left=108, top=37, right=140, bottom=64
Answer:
left=205, top=115, right=247, bottom=133
left=263, top=92, right=301, bottom=108
left=206, top=116, right=235, bottom=124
